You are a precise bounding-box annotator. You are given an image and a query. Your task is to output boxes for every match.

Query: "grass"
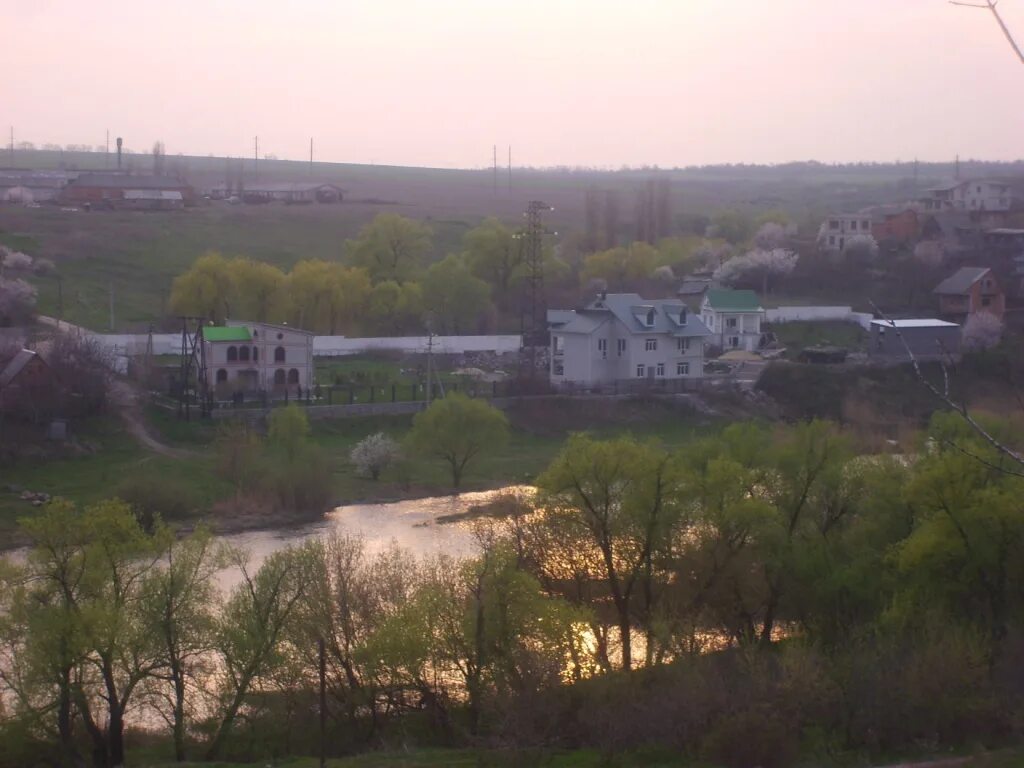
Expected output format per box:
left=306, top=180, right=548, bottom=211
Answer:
left=768, top=320, right=866, bottom=358
left=0, top=397, right=721, bottom=549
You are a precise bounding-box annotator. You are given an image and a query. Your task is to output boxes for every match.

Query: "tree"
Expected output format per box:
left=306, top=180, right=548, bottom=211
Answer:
left=536, top=435, right=687, bottom=670
left=963, top=311, right=1003, bottom=351
left=345, top=213, right=432, bottom=283
left=464, top=218, right=521, bottom=306
left=350, top=432, right=401, bottom=480
left=215, top=419, right=265, bottom=499
left=421, top=255, right=492, bottom=334
left=0, top=277, right=36, bottom=326
left=268, top=403, right=311, bottom=465
left=713, top=248, right=798, bottom=295
left=205, top=544, right=318, bottom=760
left=580, top=242, right=659, bottom=287
left=706, top=210, right=754, bottom=244
left=230, top=259, right=286, bottom=323
left=407, top=394, right=509, bottom=489
left=140, top=526, right=222, bottom=762
left=753, top=221, right=787, bottom=250
left=288, top=260, right=370, bottom=333
left=843, top=233, right=879, bottom=265
left=168, top=251, right=235, bottom=323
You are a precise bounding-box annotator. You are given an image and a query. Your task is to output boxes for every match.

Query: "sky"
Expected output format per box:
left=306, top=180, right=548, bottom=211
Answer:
left=3, top=0, right=1023, bottom=169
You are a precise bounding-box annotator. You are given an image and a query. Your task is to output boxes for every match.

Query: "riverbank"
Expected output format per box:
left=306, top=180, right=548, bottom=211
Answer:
left=0, top=397, right=728, bottom=552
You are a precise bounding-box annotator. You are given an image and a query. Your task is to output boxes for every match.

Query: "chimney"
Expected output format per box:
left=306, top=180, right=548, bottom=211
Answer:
left=116, top=137, right=123, bottom=169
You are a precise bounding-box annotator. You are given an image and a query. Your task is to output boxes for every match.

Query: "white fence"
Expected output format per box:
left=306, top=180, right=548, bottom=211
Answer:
left=764, top=306, right=872, bottom=331
left=37, top=318, right=524, bottom=359
left=313, top=335, right=523, bottom=357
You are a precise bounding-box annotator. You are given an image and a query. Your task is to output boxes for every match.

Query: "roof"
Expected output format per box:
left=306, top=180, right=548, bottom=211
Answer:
left=986, top=228, right=1024, bottom=236
left=0, top=349, right=45, bottom=388
left=703, top=289, right=763, bottom=312
left=244, top=182, right=344, bottom=193
left=203, top=326, right=252, bottom=342
left=227, top=319, right=315, bottom=336
left=677, top=277, right=715, bottom=296
left=551, top=293, right=711, bottom=338
left=70, top=173, right=192, bottom=190
left=870, top=319, right=959, bottom=329
left=934, top=267, right=991, bottom=295
left=546, top=309, right=577, bottom=327
left=124, top=189, right=183, bottom=201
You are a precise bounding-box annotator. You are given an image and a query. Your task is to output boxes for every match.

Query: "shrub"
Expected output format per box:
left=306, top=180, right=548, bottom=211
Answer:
left=116, top=472, right=199, bottom=530
left=350, top=432, right=401, bottom=480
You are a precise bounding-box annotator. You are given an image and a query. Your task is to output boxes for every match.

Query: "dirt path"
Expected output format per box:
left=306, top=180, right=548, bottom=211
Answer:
left=109, top=379, right=199, bottom=460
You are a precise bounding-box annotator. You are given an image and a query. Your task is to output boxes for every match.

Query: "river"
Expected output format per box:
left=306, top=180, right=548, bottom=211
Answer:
left=212, top=487, right=530, bottom=590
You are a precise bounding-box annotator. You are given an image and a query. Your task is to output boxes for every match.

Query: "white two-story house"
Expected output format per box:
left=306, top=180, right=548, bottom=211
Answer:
left=700, top=289, right=764, bottom=352
left=819, top=212, right=874, bottom=252
left=202, top=320, right=314, bottom=397
left=547, top=293, right=710, bottom=388
left=921, top=179, right=1013, bottom=213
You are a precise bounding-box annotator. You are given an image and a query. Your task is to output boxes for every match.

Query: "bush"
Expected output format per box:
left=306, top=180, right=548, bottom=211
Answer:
left=263, top=443, right=334, bottom=512
left=116, top=472, right=200, bottom=530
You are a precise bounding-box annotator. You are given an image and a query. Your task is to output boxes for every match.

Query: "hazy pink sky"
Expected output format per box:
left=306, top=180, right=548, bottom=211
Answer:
left=3, top=0, right=1022, bottom=168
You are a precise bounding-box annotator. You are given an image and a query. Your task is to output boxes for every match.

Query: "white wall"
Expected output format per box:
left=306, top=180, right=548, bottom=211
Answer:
left=765, top=306, right=872, bottom=330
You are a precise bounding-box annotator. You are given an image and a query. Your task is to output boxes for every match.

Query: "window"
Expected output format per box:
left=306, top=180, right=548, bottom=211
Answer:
left=226, top=346, right=238, bottom=362
left=253, top=347, right=258, bottom=361
left=288, top=368, right=299, bottom=384
left=239, top=346, right=250, bottom=362
left=829, top=220, right=839, bottom=230
left=553, top=361, right=564, bottom=376
left=216, top=368, right=227, bottom=383
left=729, top=336, right=740, bottom=348
left=617, top=339, right=626, bottom=356
left=828, top=235, right=835, bottom=246
left=726, top=318, right=737, bottom=329
left=598, top=338, right=607, bottom=358
left=863, top=221, right=870, bottom=230
left=676, top=361, right=690, bottom=376
left=982, top=296, right=991, bottom=307
left=850, top=220, right=857, bottom=230
left=274, top=346, right=286, bottom=363
left=636, top=364, right=645, bottom=378
left=677, top=338, right=690, bottom=352
left=645, top=338, right=657, bottom=351
left=656, top=363, right=665, bottom=377
left=277, top=332, right=284, bottom=340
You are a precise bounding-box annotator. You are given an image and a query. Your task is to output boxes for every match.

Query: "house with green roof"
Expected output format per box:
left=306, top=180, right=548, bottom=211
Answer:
left=700, top=289, right=765, bottom=352
left=201, top=320, right=314, bottom=398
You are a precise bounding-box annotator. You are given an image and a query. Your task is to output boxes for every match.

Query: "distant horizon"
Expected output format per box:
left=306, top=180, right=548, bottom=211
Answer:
left=4, top=1, right=1023, bottom=170
left=5, top=143, right=1024, bottom=175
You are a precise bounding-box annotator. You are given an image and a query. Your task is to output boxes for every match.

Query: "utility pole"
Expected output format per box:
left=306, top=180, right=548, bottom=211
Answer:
left=9, top=126, right=13, bottom=168
left=56, top=276, right=64, bottom=321
left=493, top=145, right=497, bottom=194
left=508, top=145, right=512, bottom=192
left=310, top=137, right=314, bottom=176
left=108, top=282, right=115, bottom=331
left=955, top=153, right=960, bottom=181
left=106, top=129, right=110, bottom=168
left=254, top=136, right=259, bottom=182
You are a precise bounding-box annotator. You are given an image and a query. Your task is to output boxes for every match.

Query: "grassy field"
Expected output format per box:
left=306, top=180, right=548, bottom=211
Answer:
left=767, top=320, right=867, bottom=358
left=0, top=397, right=720, bottom=549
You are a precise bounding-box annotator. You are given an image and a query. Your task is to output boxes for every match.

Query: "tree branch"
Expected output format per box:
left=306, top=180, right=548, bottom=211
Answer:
left=869, top=300, right=1024, bottom=475
left=951, top=0, right=1024, bottom=64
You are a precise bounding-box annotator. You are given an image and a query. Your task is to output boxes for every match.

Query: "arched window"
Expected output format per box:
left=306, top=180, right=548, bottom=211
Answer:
left=216, top=368, right=227, bottom=383
left=288, top=368, right=299, bottom=384
left=226, top=346, right=238, bottom=362
left=274, top=346, right=285, bottom=363
left=239, top=346, right=250, bottom=362
left=253, top=347, right=259, bottom=361
left=273, top=369, right=286, bottom=389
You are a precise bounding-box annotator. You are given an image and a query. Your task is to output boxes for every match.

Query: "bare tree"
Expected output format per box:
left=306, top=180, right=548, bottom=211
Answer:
left=952, top=0, right=1024, bottom=65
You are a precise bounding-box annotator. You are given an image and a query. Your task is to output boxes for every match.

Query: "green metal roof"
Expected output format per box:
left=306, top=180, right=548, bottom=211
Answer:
left=203, top=326, right=252, bottom=342
left=704, top=289, right=762, bottom=311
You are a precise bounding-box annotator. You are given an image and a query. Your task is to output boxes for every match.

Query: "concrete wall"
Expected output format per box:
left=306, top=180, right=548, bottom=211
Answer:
left=765, top=306, right=873, bottom=330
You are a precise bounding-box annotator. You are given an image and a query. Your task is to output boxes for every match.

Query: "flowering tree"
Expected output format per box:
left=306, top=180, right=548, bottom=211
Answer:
left=753, top=222, right=787, bottom=250
left=350, top=432, right=401, bottom=480
left=0, top=277, right=37, bottom=326
left=963, top=311, right=1004, bottom=351
left=713, top=248, right=798, bottom=295
left=843, top=234, right=879, bottom=265
left=0, top=248, right=33, bottom=272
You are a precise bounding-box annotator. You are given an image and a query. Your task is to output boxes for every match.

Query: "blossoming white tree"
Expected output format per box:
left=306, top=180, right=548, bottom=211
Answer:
left=0, top=277, right=37, bottom=326
left=962, top=311, right=1004, bottom=351
left=350, top=432, right=401, bottom=480
left=713, top=248, right=798, bottom=295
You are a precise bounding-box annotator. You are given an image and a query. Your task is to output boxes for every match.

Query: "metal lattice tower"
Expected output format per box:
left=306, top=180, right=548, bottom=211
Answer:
left=177, top=317, right=209, bottom=420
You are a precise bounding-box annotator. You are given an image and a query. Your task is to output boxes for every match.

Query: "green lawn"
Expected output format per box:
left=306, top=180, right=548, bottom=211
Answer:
left=768, top=320, right=866, bottom=358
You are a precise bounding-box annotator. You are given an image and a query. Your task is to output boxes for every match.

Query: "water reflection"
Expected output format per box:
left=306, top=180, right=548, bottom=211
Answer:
left=213, top=487, right=531, bottom=591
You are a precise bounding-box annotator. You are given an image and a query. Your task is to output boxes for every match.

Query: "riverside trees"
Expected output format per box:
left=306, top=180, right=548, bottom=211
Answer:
left=2, top=414, right=1023, bottom=765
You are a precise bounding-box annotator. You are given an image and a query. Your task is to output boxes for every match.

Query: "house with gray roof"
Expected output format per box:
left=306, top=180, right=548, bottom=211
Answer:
left=934, top=266, right=1004, bottom=321
left=547, top=293, right=710, bottom=387
left=700, top=289, right=765, bottom=352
